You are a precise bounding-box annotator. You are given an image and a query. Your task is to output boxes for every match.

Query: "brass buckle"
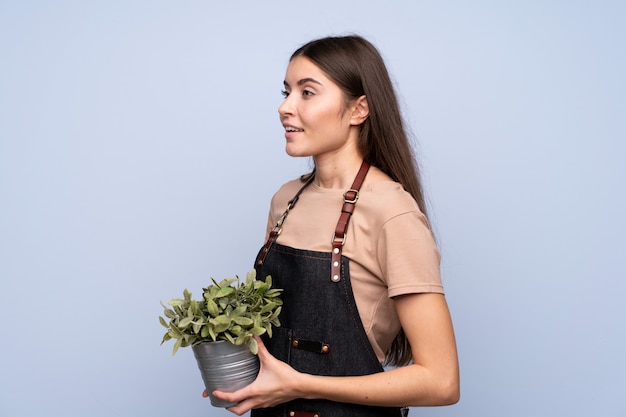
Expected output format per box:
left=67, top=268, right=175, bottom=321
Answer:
left=343, top=189, right=359, bottom=204
left=331, top=233, right=346, bottom=246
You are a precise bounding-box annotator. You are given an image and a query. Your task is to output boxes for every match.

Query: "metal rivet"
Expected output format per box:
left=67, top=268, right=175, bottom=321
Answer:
left=314, top=414, right=319, bottom=417
left=333, top=261, right=339, bottom=267
left=333, top=248, right=339, bottom=254
left=321, top=345, right=329, bottom=353
left=332, top=275, right=340, bottom=282
left=291, top=339, right=299, bottom=348
left=289, top=412, right=295, bottom=417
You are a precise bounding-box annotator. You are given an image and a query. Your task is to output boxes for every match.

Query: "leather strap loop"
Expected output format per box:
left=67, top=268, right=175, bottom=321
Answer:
left=291, top=338, right=331, bottom=354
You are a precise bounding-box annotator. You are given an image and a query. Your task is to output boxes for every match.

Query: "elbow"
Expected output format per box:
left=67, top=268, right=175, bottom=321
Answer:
left=405, top=373, right=460, bottom=407
left=436, top=375, right=460, bottom=405
left=440, top=380, right=460, bottom=405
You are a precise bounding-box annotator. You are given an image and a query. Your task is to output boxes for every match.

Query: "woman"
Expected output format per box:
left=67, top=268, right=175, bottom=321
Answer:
left=209, top=35, right=459, bottom=416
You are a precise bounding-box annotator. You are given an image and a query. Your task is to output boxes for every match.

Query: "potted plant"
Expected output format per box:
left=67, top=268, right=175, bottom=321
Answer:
left=159, top=269, right=282, bottom=407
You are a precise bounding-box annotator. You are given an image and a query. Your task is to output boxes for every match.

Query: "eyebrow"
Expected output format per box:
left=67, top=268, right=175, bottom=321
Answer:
left=283, top=77, right=323, bottom=88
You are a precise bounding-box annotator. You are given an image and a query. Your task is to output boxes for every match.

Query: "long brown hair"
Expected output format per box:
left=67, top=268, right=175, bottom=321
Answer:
left=291, top=35, right=430, bottom=366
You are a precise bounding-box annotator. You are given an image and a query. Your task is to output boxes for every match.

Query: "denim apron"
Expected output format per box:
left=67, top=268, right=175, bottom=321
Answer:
left=251, top=164, right=407, bottom=417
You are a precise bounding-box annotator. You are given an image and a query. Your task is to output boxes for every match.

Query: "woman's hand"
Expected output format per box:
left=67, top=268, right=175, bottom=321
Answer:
left=205, top=337, right=306, bottom=416
left=202, top=294, right=459, bottom=412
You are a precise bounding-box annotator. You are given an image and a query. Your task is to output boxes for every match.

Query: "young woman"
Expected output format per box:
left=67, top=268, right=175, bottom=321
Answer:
left=208, top=35, right=459, bottom=417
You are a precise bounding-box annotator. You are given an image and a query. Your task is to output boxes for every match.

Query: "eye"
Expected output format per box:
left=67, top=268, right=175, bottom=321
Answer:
left=281, top=89, right=290, bottom=98
left=302, top=89, right=314, bottom=97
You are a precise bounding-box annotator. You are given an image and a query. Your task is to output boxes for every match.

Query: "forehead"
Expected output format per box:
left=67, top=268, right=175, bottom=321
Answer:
left=284, top=56, right=332, bottom=86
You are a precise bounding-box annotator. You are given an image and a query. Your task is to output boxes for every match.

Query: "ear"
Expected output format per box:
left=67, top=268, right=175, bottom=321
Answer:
left=350, top=95, right=369, bottom=126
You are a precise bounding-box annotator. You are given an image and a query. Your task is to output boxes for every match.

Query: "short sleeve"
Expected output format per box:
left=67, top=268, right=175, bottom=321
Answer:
left=377, top=210, right=444, bottom=298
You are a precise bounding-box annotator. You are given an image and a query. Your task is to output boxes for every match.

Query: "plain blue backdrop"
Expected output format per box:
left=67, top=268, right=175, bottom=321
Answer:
left=1, top=1, right=625, bottom=416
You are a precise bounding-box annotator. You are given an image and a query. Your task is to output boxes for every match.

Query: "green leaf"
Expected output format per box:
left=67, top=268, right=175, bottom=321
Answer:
left=232, top=316, right=254, bottom=326
left=208, top=325, right=216, bottom=341
left=178, top=317, right=193, bottom=329
left=246, top=337, right=259, bottom=355
left=264, top=289, right=282, bottom=298
left=218, top=297, right=230, bottom=310
left=160, top=333, right=172, bottom=344
left=215, top=286, right=235, bottom=298
left=233, top=305, right=247, bottom=315
left=250, top=326, right=266, bottom=336
left=271, top=306, right=282, bottom=320
left=206, top=299, right=219, bottom=317
left=174, top=305, right=185, bottom=316
left=163, top=308, right=176, bottom=319
left=214, top=315, right=230, bottom=325
left=192, top=322, right=202, bottom=334
left=259, top=301, right=276, bottom=315
left=200, top=325, right=209, bottom=338
left=190, top=300, right=199, bottom=314
left=159, top=316, right=169, bottom=328
left=246, top=269, right=257, bottom=282
left=214, top=322, right=230, bottom=333
left=168, top=298, right=185, bottom=307
left=169, top=325, right=182, bottom=337
left=172, top=338, right=183, bottom=355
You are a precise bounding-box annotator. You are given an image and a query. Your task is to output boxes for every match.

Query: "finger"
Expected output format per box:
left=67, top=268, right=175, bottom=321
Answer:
left=202, top=389, right=209, bottom=398
left=226, top=397, right=256, bottom=416
left=213, top=388, right=248, bottom=405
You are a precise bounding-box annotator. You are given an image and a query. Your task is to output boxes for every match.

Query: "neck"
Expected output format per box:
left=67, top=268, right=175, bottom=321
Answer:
left=313, top=153, right=364, bottom=189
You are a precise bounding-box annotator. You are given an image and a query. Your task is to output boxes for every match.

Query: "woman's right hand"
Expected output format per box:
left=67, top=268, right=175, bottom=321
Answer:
left=207, top=336, right=308, bottom=416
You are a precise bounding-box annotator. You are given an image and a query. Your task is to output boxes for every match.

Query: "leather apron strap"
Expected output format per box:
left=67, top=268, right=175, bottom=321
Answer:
left=256, top=161, right=371, bottom=283
left=330, top=161, right=369, bottom=282
left=256, top=173, right=315, bottom=267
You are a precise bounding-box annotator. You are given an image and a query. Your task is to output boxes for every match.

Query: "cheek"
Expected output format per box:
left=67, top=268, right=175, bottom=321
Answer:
left=308, top=106, right=346, bottom=128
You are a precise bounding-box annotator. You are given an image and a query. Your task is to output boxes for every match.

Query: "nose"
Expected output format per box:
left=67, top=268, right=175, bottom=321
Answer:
left=278, top=95, right=294, bottom=118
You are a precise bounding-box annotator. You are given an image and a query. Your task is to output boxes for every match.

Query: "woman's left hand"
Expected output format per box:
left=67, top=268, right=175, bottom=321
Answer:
left=205, top=336, right=306, bottom=416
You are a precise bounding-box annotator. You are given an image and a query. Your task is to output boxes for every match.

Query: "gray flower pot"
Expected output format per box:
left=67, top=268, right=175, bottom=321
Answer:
left=192, top=340, right=260, bottom=407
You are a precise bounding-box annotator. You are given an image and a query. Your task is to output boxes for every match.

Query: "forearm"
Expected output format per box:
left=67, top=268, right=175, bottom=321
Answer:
left=299, top=363, right=459, bottom=407
left=213, top=294, right=459, bottom=415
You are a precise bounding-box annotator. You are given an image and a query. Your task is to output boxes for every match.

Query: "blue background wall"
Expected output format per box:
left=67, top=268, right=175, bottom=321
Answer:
left=1, top=1, right=624, bottom=416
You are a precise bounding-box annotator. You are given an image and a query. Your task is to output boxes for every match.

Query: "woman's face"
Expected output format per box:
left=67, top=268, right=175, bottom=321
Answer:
left=278, top=56, right=360, bottom=160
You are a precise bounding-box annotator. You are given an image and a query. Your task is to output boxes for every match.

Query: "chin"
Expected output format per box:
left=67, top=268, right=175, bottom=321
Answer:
left=285, top=146, right=310, bottom=158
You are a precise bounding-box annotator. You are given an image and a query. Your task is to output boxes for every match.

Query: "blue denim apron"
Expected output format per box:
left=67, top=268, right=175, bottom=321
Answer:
left=251, top=164, right=407, bottom=417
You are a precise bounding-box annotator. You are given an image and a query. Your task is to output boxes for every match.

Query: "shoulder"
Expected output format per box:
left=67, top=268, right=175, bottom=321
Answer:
left=360, top=180, right=424, bottom=222
left=270, top=177, right=311, bottom=210
left=361, top=166, right=421, bottom=212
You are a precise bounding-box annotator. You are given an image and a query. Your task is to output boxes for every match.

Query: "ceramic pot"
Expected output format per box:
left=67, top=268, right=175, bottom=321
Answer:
left=192, top=340, right=260, bottom=407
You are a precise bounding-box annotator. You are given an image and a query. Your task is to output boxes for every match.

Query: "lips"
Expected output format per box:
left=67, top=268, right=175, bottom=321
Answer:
left=284, top=125, right=304, bottom=132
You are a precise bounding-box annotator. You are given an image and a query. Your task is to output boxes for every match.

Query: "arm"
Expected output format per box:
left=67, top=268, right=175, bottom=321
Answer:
left=213, top=292, right=459, bottom=415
